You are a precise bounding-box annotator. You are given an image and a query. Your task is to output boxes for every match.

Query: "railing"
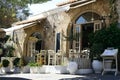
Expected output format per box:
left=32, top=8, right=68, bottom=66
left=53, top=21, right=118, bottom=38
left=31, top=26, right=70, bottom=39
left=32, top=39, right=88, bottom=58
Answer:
left=69, top=49, right=91, bottom=69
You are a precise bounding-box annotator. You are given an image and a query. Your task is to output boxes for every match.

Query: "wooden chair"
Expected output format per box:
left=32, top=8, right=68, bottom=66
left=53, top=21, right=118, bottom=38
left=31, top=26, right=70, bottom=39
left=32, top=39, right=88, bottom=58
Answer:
left=36, top=50, right=47, bottom=65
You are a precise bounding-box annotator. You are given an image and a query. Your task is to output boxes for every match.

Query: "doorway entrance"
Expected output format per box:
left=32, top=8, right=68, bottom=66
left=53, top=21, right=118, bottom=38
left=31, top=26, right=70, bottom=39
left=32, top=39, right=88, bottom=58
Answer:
left=71, top=11, right=101, bottom=52
left=27, top=32, right=43, bottom=57
left=81, top=23, right=94, bottom=49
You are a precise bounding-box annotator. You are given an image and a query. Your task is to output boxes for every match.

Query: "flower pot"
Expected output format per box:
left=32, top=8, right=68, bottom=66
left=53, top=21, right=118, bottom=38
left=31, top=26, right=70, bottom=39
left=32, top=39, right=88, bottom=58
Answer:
left=1, top=67, right=10, bottom=73
left=67, top=61, right=78, bottom=74
left=13, top=67, right=21, bottom=73
left=22, top=66, right=30, bottom=73
left=30, top=67, right=38, bottom=73
left=92, top=60, right=102, bottom=73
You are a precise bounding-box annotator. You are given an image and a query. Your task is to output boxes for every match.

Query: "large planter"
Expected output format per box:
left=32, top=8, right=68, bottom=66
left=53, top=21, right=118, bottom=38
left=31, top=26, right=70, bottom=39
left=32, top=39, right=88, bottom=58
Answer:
left=42, top=65, right=69, bottom=74
left=30, top=67, right=38, bottom=73
left=92, top=60, right=103, bottom=73
left=22, top=66, right=30, bottom=73
left=67, top=61, right=78, bottom=74
left=13, top=67, right=21, bottom=73
left=1, top=67, right=11, bottom=73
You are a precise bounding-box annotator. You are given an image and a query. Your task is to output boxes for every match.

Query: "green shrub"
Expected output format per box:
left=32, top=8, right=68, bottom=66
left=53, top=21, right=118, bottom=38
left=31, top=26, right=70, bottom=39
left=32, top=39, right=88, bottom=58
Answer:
left=89, top=23, right=120, bottom=61
left=2, top=59, right=10, bottom=67
left=28, top=62, right=38, bottom=67
left=13, top=58, right=20, bottom=67
left=90, top=43, right=104, bottom=61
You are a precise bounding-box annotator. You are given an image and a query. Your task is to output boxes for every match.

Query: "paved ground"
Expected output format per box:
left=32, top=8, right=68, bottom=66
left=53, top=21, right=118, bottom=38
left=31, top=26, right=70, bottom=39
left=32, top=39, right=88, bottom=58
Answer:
left=0, top=73, right=120, bottom=80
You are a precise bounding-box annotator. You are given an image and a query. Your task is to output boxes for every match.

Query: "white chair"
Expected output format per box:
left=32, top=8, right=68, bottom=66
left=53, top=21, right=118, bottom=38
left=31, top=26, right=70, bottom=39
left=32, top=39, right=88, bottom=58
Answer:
left=56, top=50, right=62, bottom=65
left=48, top=50, right=56, bottom=65
left=69, top=49, right=77, bottom=61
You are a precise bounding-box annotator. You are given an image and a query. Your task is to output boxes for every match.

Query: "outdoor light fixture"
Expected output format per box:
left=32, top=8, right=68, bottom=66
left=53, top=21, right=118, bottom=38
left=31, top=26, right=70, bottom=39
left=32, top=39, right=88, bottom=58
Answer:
left=91, top=17, right=94, bottom=21
left=100, top=16, right=105, bottom=23
left=100, top=14, right=110, bottom=22
left=99, top=15, right=110, bottom=28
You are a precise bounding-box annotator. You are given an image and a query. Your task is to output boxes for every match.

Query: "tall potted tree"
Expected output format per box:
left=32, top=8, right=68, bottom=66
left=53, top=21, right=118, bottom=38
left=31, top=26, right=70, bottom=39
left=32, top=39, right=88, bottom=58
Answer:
left=90, top=43, right=103, bottom=73
left=89, top=23, right=120, bottom=73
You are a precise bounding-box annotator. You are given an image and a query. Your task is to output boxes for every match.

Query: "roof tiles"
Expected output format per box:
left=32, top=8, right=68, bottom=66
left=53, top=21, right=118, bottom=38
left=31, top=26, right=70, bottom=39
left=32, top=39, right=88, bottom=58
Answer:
left=56, top=0, right=78, bottom=6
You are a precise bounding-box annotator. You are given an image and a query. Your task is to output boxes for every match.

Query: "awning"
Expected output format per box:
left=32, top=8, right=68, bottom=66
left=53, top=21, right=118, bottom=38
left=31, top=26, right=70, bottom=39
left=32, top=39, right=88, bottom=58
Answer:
left=13, top=0, right=96, bottom=26
left=3, top=22, right=36, bottom=35
left=57, top=0, right=96, bottom=9
left=13, top=4, right=70, bottom=25
left=56, top=0, right=77, bottom=6
left=14, top=16, right=46, bottom=25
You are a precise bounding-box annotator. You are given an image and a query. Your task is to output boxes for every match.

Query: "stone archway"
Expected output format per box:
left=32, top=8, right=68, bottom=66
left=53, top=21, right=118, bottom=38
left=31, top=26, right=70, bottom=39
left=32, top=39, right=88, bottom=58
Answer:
left=66, top=0, right=110, bottom=53
left=23, top=30, right=45, bottom=62
left=26, top=32, right=43, bottom=57
left=67, top=11, right=103, bottom=52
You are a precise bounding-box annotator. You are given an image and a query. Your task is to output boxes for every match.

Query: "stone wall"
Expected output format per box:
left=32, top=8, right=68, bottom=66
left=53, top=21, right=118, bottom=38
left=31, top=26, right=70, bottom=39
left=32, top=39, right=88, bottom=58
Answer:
left=12, top=0, right=111, bottom=58
left=117, top=0, right=120, bottom=25
left=45, top=12, right=70, bottom=52
left=44, top=0, right=110, bottom=53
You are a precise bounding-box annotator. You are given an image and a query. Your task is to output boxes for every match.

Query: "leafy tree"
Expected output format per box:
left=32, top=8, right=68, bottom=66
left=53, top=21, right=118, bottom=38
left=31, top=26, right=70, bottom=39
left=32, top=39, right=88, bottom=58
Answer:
left=89, top=23, right=120, bottom=60
left=0, top=0, right=49, bottom=28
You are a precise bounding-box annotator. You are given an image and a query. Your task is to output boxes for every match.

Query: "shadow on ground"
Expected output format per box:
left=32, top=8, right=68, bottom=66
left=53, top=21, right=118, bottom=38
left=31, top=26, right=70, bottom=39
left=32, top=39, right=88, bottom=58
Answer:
left=60, top=73, right=120, bottom=80
left=0, top=77, right=30, bottom=80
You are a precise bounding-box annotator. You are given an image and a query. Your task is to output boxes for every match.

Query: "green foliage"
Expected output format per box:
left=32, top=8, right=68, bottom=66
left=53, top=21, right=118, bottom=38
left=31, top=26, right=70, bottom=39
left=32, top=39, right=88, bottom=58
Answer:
left=5, top=45, right=15, bottom=57
left=28, top=62, right=39, bottom=67
left=0, top=63, right=2, bottom=68
left=13, top=58, right=20, bottom=67
left=90, top=43, right=104, bottom=61
left=2, top=59, right=10, bottom=67
left=0, top=35, right=10, bottom=42
left=0, top=0, right=49, bottom=28
left=109, top=0, right=118, bottom=23
left=89, top=23, right=120, bottom=60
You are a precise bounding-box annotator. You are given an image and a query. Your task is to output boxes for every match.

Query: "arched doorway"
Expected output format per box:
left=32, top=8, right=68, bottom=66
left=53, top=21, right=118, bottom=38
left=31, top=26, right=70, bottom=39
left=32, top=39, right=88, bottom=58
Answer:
left=70, top=12, right=103, bottom=51
left=27, top=32, right=43, bottom=58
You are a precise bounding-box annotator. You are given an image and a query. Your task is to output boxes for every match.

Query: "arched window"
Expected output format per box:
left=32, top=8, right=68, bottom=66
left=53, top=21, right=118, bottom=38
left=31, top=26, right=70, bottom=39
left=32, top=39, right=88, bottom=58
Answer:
left=71, top=12, right=102, bottom=51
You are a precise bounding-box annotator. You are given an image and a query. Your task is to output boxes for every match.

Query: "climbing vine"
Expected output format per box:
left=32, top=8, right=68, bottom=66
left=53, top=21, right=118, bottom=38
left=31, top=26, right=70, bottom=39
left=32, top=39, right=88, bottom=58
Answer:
left=109, top=0, right=118, bottom=23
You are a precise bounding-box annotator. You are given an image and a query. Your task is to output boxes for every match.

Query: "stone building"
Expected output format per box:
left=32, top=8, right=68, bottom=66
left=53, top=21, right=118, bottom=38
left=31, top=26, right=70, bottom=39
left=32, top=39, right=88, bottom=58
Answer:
left=5, top=0, right=117, bottom=62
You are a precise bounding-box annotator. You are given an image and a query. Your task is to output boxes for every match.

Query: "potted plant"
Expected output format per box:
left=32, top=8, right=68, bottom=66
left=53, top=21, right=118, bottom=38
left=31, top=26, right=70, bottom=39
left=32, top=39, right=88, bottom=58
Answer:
left=20, top=57, right=30, bottom=73
left=13, top=57, right=21, bottom=73
left=90, top=43, right=104, bottom=73
left=2, top=59, right=10, bottom=73
left=28, top=61, right=39, bottom=73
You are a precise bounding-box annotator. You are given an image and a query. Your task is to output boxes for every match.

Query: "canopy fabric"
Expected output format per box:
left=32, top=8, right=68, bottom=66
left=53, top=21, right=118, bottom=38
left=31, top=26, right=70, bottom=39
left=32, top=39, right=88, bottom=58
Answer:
left=3, top=22, right=35, bottom=35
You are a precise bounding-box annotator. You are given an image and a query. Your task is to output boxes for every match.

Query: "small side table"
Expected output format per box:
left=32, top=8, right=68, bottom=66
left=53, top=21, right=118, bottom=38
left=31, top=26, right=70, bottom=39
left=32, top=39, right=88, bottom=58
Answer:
left=101, top=49, right=118, bottom=76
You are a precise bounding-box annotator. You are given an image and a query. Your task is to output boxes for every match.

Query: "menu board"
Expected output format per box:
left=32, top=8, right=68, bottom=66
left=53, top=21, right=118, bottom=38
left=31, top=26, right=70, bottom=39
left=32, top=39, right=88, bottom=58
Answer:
left=101, top=49, right=118, bottom=57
